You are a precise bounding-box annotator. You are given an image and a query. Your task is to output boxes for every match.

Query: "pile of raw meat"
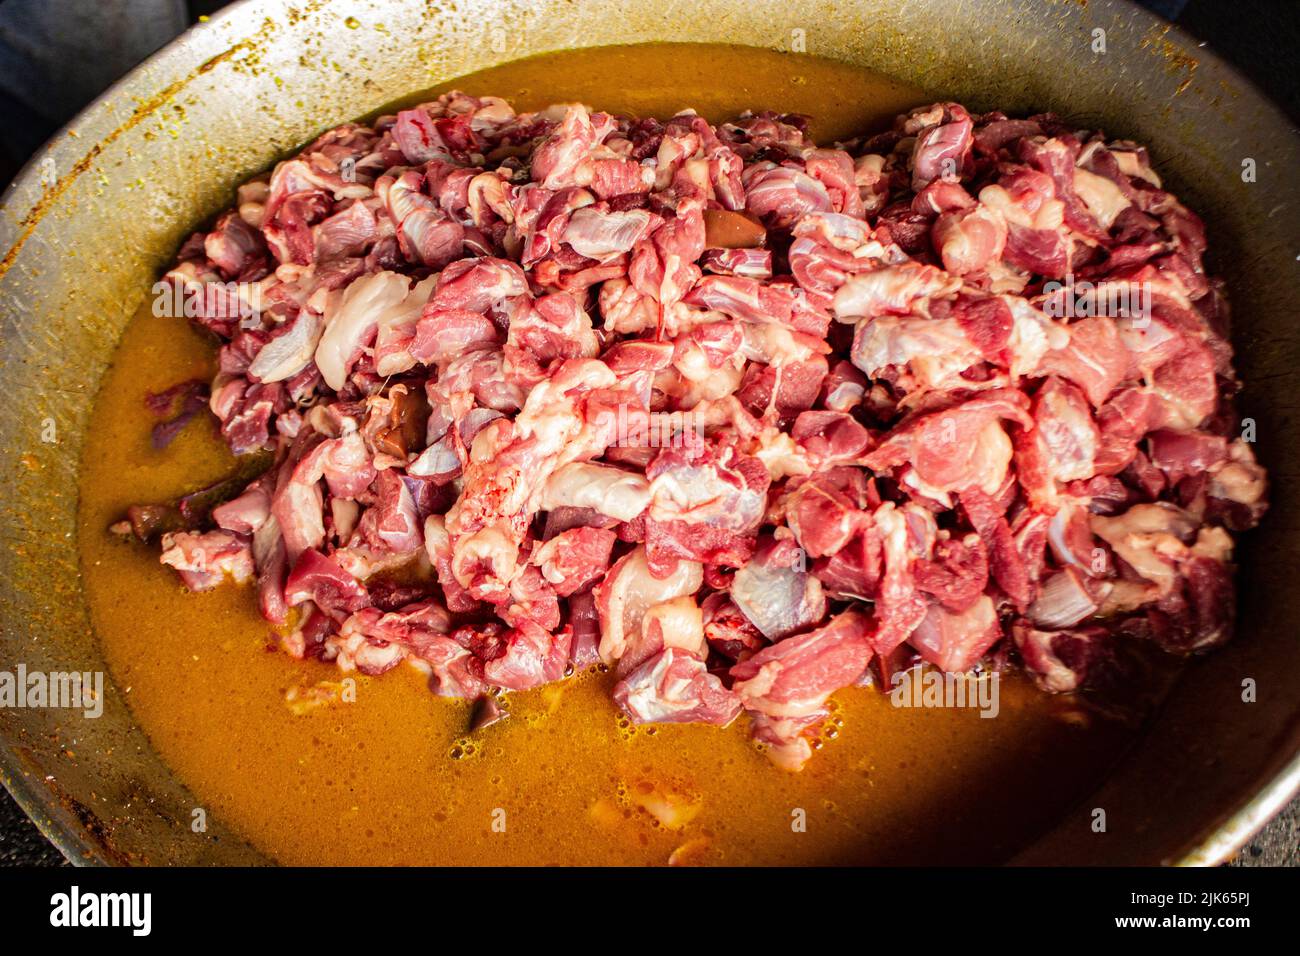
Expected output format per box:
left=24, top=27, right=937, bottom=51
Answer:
left=121, top=92, right=1267, bottom=770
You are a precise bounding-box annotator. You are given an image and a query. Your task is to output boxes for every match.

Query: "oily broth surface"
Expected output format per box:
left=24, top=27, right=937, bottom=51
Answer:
left=78, top=44, right=1132, bottom=865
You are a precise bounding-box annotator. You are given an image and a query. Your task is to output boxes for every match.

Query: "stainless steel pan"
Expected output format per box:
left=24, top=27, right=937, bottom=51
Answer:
left=1, top=0, right=1296, bottom=865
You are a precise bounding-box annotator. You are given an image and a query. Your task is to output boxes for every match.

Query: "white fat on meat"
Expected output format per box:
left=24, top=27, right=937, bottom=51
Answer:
left=639, top=595, right=708, bottom=658
left=739, top=321, right=822, bottom=368
left=562, top=207, right=655, bottom=262
left=595, top=546, right=703, bottom=665
left=248, top=312, right=322, bottom=383
left=1005, top=297, right=1068, bottom=380
left=979, top=181, right=1065, bottom=232
left=851, top=314, right=983, bottom=388
left=447, top=360, right=621, bottom=593
left=1089, top=503, right=1199, bottom=595
left=648, top=454, right=766, bottom=531
left=540, top=462, right=651, bottom=523
left=731, top=558, right=827, bottom=641
left=663, top=362, right=747, bottom=408
left=374, top=274, right=438, bottom=377
left=1071, top=167, right=1131, bottom=230
left=315, top=270, right=416, bottom=389
left=831, top=263, right=961, bottom=321
left=1110, top=145, right=1163, bottom=187
left=751, top=427, right=814, bottom=481
left=1208, top=441, right=1267, bottom=508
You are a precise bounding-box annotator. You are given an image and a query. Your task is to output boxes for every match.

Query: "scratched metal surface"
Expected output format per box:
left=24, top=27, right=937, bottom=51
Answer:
left=0, top=0, right=1297, bottom=866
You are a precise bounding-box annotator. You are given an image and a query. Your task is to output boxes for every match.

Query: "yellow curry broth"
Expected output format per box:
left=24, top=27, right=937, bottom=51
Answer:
left=78, top=43, right=1133, bottom=865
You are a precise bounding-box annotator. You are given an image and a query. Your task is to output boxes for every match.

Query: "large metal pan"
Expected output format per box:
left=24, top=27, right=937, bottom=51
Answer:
left=1, top=0, right=1296, bottom=865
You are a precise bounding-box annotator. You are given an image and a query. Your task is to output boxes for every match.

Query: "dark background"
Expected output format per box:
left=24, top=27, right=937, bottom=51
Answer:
left=0, top=0, right=1296, bottom=866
